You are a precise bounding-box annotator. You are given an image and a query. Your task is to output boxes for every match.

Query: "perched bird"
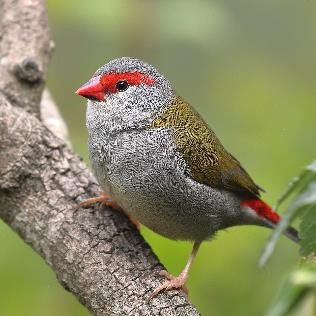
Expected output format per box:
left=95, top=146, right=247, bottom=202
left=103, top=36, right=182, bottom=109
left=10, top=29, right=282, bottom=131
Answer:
left=76, top=57, right=299, bottom=298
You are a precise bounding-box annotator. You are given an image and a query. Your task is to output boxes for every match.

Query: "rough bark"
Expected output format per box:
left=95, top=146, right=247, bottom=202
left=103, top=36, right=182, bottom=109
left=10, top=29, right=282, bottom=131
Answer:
left=0, top=0, right=52, bottom=117
left=41, top=88, right=71, bottom=146
left=0, top=0, right=200, bottom=315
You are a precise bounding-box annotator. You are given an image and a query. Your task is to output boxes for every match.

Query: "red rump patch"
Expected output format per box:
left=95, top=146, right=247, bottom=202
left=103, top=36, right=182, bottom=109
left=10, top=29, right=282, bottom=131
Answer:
left=100, top=72, right=154, bottom=93
left=242, top=199, right=280, bottom=223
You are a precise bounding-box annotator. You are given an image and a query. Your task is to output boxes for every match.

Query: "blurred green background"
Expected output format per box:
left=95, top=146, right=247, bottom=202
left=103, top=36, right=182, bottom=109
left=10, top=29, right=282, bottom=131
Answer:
left=0, top=1, right=315, bottom=315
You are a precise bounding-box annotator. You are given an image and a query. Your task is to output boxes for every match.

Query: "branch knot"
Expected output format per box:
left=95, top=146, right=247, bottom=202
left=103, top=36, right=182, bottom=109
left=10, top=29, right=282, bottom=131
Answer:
left=14, top=58, right=43, bottom=84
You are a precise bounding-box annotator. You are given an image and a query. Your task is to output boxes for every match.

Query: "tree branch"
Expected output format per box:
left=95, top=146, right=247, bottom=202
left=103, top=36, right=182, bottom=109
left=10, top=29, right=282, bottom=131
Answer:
left=41, top=88, right=71, bottom=146
left=0, top=96, right=199, bottom=315
left=0, top=0, right=52, bottom=117
left=0, top=0, right=199, bottom=314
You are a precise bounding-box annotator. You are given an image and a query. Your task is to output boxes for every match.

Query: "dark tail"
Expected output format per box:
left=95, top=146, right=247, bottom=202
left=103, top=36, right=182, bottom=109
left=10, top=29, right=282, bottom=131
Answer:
left=283, top=226, right=300, bottom=243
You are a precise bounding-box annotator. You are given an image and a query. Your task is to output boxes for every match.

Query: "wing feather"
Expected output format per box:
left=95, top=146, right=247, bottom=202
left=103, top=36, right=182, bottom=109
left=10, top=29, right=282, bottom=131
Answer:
left=152, top=96, right=262, bottom=198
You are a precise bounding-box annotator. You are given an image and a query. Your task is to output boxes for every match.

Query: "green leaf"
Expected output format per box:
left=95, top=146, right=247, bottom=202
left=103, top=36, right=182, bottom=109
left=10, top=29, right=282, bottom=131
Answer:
left=274, top=159, right=316, bottom=210
left=300, top=200, right=316, bottom=257
left=260, top=159, right=316, bottom=266
left=265, top=262, right=316, bottom=316
left=260, top=181, right=316, bottom=267
left=259, top=202, right=298, bottom=267
left=306, top=160, right=316, bottom=173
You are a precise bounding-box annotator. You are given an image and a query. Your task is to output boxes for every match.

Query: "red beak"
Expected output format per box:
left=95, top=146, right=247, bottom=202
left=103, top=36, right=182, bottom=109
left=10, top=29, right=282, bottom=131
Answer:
left=75, top=76, right=105, bottom=101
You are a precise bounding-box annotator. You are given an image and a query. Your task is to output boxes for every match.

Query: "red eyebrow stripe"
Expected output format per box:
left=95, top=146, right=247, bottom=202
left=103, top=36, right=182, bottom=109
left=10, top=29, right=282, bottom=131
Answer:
left=100, top=72, right=154, bottom=93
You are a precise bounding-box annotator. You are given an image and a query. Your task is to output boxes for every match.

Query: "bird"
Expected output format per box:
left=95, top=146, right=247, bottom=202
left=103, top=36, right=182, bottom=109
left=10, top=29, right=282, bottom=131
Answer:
left=76, top=57, right=299, bottom=299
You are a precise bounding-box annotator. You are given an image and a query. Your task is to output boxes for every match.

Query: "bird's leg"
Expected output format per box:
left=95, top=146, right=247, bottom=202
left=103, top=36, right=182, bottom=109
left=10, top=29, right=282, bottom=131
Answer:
left=78, top=191, right=140, bottom=229
left=149, top=241, right=201, bottom=300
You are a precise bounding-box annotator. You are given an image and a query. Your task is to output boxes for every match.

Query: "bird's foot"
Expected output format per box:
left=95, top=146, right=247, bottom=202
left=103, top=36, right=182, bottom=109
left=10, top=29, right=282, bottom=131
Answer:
left=78, top=191, right=140, bottom=229
left=79, top=191, right=121, bottom=210
left=149, top=270, right=189, bottom=300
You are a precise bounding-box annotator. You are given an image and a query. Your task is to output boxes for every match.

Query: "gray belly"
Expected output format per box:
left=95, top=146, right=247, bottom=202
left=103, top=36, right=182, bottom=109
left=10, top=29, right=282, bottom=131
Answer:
left=89, top=128, right=241, bottom=241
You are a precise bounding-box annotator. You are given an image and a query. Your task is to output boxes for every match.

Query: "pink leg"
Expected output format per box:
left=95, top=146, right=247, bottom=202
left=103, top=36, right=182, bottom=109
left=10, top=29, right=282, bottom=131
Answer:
left=149, top=241, right=201, bottom=300
left=79, top=191, right=140, bottom=229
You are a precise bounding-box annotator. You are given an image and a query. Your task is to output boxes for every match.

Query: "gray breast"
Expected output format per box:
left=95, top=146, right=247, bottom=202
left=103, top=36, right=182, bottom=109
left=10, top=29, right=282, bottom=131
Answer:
left=89, top=128, right=241, bottom=241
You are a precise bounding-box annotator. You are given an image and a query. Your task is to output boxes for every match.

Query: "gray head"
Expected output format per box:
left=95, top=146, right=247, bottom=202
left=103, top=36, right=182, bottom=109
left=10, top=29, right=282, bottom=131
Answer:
left=76, top=57, right=175, bottom=134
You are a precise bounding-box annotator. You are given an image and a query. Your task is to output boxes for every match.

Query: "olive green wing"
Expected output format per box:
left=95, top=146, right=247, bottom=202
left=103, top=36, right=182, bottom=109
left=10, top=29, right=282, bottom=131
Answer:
left=152, top=96, right=262, bottom=198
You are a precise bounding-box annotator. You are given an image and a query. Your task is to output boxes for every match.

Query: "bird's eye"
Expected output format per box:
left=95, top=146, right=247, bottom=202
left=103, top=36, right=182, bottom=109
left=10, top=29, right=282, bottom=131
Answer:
left=116, top=80, right=129, bottom=92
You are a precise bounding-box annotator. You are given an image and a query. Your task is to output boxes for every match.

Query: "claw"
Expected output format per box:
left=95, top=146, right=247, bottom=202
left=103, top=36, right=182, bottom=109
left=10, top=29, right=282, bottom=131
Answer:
left=79, top=191, right=121, bottom=210
left=158, top=270, right=173, bottom=279
left=77, top=191, right=140, bottom=229
left=148, top=270, right=189, bottom=301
